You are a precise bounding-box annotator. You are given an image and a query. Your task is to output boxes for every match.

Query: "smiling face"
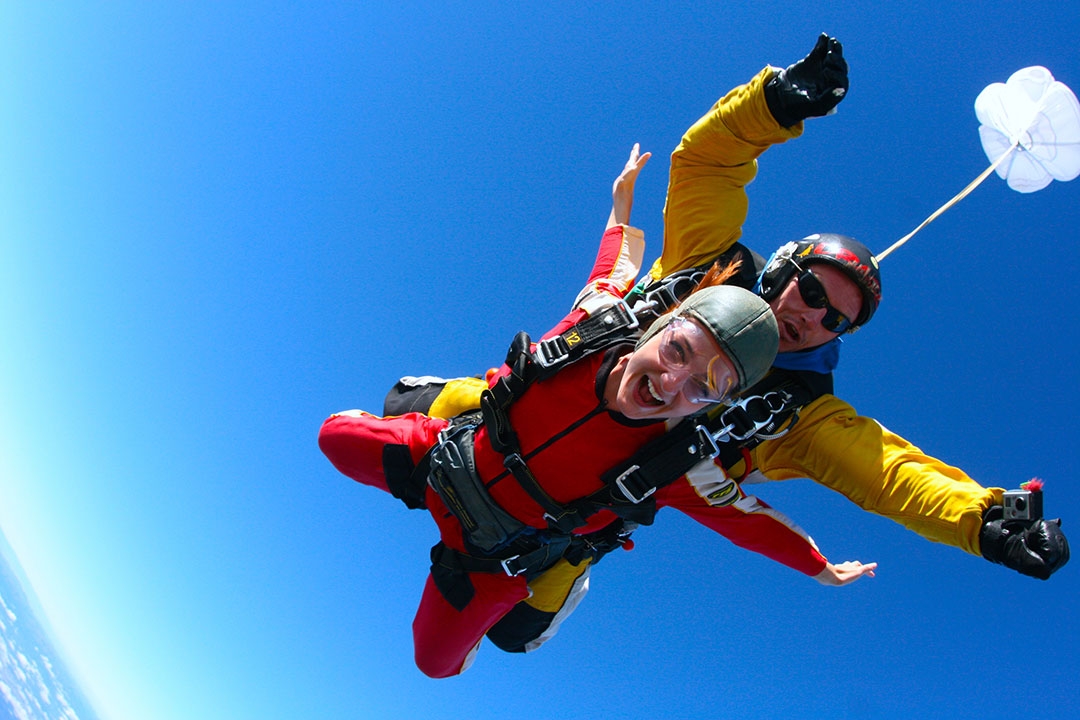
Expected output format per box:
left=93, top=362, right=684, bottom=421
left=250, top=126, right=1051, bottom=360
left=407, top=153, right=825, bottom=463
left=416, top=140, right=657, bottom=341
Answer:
left=605, top=317, right=738, bottom=420
left=769, top=264, right=863, bottom=352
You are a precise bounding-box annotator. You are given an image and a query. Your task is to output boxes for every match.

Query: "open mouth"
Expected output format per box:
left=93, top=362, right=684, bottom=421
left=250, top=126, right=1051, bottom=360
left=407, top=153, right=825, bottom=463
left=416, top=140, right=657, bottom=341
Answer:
left=636, top=376, right=665, bottom=407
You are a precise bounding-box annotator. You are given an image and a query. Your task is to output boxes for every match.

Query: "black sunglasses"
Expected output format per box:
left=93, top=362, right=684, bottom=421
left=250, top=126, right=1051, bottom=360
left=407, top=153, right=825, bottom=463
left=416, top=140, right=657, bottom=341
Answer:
left=796, top=269, right=854, bottom=333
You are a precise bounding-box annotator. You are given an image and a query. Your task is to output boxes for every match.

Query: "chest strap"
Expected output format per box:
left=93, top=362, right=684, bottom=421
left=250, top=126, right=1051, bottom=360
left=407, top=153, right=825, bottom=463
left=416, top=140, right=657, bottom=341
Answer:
left=601, top=379, right=816, bottom=508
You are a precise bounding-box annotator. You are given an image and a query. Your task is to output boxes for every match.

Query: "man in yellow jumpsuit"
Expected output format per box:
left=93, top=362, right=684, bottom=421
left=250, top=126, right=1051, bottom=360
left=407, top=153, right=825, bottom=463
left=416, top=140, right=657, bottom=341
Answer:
left=385, top=34, right=1069, bottom=654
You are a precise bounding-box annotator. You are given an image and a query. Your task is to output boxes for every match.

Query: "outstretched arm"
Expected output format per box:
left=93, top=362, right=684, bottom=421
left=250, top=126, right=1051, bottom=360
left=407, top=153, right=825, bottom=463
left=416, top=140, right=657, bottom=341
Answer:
left=656, top=473, right=876, bottom=585
left=656, top=34, right=848, bottom=279
left=750, top=394, right=1072, bottom=579
left=753, top=395, right=1002, bottom=556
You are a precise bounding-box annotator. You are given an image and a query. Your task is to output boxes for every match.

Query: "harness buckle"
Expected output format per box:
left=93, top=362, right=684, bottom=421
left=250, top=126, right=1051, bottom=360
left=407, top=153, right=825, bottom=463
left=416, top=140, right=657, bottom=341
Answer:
left=535, top=336, right=570, bottom=368
left=642, top=270, right=706, bottom=318
left=500, top=555, right=527, bottom=576
left=614, top=464, right=656, bottom=504
left=610, top=297, right=640, bottom=332
left=691, top=424, right=720, bottom=460
left=712, top=390, right=795, bottom=443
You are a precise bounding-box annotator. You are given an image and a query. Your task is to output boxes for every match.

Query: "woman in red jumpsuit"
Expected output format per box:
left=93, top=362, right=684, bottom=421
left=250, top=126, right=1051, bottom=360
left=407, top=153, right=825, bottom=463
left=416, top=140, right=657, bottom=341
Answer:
left=318, top=150, right=874, bottom=678
left=319, top=247, right=787, bottom=677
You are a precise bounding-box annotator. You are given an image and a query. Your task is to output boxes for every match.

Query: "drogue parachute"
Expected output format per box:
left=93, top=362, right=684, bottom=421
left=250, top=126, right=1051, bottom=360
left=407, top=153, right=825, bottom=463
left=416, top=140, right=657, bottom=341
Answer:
left=976, top=66, right=1080, bottom=193
left=877, top=66, right=1080, bottom=260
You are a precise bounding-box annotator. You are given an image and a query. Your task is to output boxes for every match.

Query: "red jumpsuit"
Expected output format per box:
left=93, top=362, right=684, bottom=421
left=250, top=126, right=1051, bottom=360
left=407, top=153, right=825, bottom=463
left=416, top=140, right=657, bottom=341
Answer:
left=319, top=225, right=826, bottom=678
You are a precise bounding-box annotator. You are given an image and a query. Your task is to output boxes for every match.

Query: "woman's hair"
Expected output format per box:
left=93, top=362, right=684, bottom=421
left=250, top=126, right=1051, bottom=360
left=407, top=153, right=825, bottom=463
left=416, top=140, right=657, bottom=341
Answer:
left=690, top=258, right=742, bottom=295
left=636, top=257, right=744, bottom=338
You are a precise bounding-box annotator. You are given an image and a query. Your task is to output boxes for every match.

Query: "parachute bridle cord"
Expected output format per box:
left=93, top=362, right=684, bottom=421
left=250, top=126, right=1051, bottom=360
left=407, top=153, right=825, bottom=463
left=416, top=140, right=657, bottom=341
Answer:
left=877, top=140, right=1020, bottom=261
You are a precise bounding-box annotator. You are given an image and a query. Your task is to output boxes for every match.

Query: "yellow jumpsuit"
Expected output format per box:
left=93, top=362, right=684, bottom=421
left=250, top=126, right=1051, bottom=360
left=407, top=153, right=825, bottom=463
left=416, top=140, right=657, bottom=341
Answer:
left=656, top=66, right=999, bottom=555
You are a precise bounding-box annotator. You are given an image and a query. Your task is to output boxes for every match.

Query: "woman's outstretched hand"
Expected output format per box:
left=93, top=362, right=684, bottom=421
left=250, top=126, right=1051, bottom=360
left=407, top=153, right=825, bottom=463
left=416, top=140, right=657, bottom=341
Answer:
left=814, top=560, right=878, bottom=586
left=608, top=143, right=651, bottom=228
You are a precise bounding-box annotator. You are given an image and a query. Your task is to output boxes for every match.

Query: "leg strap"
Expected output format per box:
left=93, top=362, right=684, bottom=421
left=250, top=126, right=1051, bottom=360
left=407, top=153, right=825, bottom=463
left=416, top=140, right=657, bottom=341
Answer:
left=428, top=535, right=574, bottom=612
left=382, top=443, right=428, bottom=510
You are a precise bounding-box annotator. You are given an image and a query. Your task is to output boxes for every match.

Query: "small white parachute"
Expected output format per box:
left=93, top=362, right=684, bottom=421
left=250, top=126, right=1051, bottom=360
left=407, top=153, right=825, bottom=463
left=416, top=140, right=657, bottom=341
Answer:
left=976, top=66, right=1080, bottom=193
left=878, top=66, right=1080, bottom=260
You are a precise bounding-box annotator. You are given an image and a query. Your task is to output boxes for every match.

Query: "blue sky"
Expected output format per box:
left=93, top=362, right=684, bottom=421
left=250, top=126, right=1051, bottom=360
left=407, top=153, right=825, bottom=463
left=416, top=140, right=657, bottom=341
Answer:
left=3, top=2, right=1079, bottom=719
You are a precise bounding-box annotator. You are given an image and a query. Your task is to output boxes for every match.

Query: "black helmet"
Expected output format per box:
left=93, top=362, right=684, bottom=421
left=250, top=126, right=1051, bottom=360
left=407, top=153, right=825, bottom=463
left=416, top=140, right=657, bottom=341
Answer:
left=756, top=233, right=882, bottom=330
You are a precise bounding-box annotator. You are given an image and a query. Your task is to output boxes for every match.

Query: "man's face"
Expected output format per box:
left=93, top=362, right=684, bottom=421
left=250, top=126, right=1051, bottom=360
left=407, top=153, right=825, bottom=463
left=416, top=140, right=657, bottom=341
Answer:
left=768, top=264, right=863, bottom=352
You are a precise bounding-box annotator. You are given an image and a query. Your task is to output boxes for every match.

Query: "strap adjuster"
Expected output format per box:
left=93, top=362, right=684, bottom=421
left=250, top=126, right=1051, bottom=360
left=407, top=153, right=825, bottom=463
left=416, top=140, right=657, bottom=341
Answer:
left=535, top=336, right=570, bottom=368
left=614, top=464, right=655, bottom=504
left=614, top=424, right=717, bottom=504
left=534, top=299, right=639, bottom=370
left=500, top=555, right=526, bottom=576
left=689, top=424, right=720, bottom=460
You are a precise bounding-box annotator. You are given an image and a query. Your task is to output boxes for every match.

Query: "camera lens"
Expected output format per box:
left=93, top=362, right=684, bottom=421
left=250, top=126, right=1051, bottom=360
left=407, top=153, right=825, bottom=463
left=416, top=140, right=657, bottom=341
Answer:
left=1016, top=497, right=1027, bottom=511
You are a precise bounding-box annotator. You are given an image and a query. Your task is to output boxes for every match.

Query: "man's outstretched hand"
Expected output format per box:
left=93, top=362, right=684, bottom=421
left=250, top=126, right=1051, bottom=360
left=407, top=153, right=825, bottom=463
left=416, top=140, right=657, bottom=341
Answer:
left=764, top=33, right=849, bottom=128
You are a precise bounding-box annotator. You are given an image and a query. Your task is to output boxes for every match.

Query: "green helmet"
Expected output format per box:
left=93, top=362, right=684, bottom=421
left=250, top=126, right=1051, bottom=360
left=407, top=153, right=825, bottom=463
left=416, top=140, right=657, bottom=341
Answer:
left=637, top=284, right=779, bottom=393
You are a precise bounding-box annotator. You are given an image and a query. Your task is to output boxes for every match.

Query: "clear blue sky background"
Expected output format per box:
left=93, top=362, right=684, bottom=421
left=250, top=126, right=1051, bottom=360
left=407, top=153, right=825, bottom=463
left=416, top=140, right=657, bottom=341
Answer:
left=3, top=3, right=1079, bottom=719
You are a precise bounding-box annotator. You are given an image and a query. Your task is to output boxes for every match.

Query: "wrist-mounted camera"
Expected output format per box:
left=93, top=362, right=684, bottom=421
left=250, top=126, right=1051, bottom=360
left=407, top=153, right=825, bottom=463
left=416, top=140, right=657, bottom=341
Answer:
left=1003, top=480, right=1044, bottom=522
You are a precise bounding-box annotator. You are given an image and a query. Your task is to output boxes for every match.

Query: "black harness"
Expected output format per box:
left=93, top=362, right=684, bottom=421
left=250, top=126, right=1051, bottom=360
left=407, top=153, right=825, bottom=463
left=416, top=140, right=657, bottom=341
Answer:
left=602, top=367, right=831, bottom=517
left=388, top=301, right=652, bottom=610
left=384, top=244, right=833, bottom=609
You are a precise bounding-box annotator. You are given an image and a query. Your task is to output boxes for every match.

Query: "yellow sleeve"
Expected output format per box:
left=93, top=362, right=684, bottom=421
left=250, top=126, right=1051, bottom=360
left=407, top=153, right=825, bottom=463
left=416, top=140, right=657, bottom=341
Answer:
left=652, top=67, right=803, bottom=280
left=428, top=376, right=488, bottom=419
left=751, top=394, right=1004, bottom=556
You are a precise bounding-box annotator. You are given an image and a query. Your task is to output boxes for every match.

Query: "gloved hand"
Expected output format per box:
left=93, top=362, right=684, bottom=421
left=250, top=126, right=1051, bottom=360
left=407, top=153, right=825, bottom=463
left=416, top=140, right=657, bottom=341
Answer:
left=979, top=505, right=1070, bottom=580
left=764, top=33, right=849, bottom=128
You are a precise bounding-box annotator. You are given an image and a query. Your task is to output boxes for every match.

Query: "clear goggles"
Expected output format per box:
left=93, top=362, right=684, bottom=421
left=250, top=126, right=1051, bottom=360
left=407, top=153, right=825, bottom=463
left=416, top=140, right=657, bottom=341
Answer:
left=658, top=316, right=735, bottom=404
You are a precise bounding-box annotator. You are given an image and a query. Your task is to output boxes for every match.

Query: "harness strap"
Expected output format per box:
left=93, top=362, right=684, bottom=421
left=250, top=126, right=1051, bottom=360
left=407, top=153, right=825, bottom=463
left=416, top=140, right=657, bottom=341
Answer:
left=597, top=374, right=819, bottom=507
left=428, top=535, right=575, bottom=612
left=600, top=423, right=723, bottom=507
left=482, top=332, right=534, bottom=455
left=383, top=443, right=427, bottom=510
left=534, top=299, right=639, bottom=371
left=502, top=453, right=591, bottom=534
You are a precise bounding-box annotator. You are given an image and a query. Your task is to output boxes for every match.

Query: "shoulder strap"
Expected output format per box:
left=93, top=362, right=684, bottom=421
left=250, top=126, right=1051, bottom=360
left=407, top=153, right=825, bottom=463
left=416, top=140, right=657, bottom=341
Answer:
left=595, top=369, right=826, bottom=512
left=482, top=297, right=642, bottom=454
left=533, top=298, right=640, bottom=373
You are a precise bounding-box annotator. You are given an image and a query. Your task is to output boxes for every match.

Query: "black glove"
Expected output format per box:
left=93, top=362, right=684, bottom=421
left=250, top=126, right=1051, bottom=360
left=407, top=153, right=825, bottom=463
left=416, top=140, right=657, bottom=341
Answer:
left=980, top=505, right=1070, bottom=580
left=764, top=33, right=849, bottom=128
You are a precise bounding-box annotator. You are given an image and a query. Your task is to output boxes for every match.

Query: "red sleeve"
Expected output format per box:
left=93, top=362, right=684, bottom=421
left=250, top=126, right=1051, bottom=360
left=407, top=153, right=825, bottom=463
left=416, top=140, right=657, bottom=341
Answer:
left=539, top=224, right=642, bottom=341
left=655, top=473, right=828, bottom=576
left=583, top=224, right=643, bottom=294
